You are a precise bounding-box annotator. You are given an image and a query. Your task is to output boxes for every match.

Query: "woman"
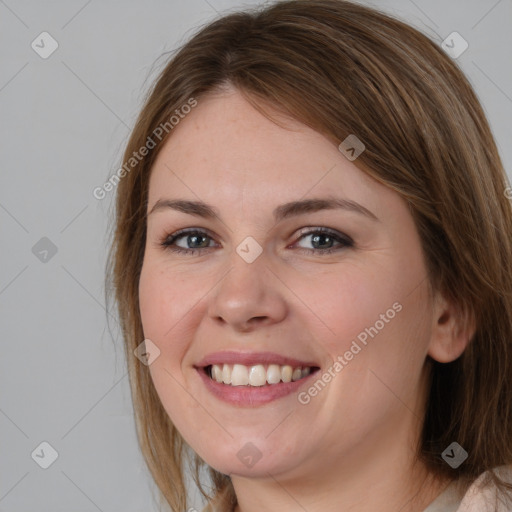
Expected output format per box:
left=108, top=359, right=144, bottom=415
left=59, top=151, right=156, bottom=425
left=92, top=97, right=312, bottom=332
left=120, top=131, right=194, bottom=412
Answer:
left=106, top=1, right=512, bottom=510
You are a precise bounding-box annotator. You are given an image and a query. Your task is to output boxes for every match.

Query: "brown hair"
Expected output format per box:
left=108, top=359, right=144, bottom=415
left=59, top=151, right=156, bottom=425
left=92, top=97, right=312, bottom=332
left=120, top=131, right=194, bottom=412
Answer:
left=105, top=0, right=512, bottom=509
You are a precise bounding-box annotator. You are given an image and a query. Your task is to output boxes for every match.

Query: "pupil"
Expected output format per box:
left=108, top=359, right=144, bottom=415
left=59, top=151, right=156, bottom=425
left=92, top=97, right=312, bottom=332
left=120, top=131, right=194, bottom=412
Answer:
left=313, top=234, right=332, bottom=249
left=190, top=234, right=207, bottom=248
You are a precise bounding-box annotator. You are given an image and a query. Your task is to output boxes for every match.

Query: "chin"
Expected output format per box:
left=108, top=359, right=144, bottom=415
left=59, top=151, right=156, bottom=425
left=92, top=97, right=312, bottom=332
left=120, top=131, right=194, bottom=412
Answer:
left=200, top=439, right=306, bottom=480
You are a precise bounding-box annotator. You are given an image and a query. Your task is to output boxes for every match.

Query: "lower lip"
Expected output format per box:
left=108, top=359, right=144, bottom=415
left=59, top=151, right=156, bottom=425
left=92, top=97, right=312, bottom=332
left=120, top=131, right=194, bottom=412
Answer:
left=196, top=368, right=317, bottom=406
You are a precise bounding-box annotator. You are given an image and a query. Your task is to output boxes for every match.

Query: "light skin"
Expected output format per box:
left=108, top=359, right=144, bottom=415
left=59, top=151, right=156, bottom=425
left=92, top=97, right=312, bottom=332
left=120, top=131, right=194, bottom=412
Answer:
left=138, top=88, right=474, bottom=511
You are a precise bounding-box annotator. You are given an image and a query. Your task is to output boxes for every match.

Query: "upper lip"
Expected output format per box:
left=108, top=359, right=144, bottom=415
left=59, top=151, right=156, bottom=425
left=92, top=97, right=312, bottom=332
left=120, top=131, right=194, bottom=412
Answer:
left=195, top=351, right=320, bottom=368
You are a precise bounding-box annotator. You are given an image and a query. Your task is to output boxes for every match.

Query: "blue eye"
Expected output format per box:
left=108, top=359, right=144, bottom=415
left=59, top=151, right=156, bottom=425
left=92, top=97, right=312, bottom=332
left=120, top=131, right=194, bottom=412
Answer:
left=294, top=227, right=353, bottom=254
left=160, top=227, right=353, bottom=255
left=160, top=229, right=216, bottom=255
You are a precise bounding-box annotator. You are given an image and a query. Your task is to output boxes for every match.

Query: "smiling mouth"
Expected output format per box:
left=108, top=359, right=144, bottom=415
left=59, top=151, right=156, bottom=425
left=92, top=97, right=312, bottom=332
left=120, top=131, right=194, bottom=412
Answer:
left=205, top=363, right=320, bottom=387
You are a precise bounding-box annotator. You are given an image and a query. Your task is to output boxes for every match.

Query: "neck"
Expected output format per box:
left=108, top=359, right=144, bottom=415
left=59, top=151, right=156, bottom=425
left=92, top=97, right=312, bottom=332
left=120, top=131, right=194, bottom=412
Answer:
left=231, top=461, right=448, bottom=512
left=230, top=410, right=448, bottom=512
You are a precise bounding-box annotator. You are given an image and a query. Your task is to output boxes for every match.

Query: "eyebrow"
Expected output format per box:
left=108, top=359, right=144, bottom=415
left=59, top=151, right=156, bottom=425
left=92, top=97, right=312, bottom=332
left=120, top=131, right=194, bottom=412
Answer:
left=148, top=196, right=379, bottom=222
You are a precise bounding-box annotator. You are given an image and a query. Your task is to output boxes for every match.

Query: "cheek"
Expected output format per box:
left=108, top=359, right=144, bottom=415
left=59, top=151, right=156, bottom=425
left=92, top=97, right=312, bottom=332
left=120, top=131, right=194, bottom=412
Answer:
left=139, top=257, right=205, bottom=335
left=293, top=261, right=402, bottom=356
left=139, top=262, right=205, bottom=433
left=139, top=264, right=167, bottom=339
left=299, top=256, right=431, bottom=388
left=138, top=261, right=194, bottom=368
left=301, top=268, right=431, bottom=439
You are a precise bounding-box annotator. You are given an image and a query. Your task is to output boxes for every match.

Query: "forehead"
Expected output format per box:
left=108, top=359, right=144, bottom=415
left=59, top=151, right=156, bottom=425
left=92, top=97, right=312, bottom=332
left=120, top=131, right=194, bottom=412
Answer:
left=147, top=90, right=393, bottom=217
left=154, top=91, right=333, bottom=174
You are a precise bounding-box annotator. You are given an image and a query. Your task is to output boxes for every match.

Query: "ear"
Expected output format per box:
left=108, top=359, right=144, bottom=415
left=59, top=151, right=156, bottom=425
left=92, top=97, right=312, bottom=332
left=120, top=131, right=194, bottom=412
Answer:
left=427, top=290, right=476, bottom=363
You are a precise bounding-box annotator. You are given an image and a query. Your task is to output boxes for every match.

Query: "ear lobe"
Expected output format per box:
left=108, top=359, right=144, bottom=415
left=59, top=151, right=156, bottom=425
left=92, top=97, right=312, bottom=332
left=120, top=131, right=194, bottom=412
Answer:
left=427, top=292, right=476, bottom=363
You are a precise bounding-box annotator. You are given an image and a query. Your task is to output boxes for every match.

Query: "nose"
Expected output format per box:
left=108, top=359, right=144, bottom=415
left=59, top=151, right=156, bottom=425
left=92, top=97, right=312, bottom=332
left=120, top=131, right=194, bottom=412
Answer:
left=207, top=246, right=288, bottom=333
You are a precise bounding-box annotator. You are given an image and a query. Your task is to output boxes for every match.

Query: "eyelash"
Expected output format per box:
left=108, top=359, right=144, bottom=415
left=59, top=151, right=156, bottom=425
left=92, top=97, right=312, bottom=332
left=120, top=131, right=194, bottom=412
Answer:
left=159, top=227, right=354, bottom=256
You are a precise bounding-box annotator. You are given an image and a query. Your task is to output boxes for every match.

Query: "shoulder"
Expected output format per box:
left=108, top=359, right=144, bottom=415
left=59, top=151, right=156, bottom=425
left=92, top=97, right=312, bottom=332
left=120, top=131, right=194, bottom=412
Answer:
left=455, top=465, right=512, bottom=511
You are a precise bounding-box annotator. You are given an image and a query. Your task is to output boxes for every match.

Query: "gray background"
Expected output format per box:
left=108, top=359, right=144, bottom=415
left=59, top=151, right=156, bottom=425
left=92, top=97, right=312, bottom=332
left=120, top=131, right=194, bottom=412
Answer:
left=1, top=0, right=511, bottom=511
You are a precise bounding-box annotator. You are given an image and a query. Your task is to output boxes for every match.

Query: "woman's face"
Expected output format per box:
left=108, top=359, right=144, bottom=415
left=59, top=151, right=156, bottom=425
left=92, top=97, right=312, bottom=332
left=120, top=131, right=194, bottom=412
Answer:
left=138, top=89, right=437, bottom=480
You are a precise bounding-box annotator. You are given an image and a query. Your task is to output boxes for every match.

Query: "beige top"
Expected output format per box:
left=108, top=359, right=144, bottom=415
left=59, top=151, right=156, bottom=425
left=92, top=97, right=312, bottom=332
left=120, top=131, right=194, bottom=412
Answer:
left=424, top=465, right=512, bottom=512
left=201, top=466, right=512, bottom=512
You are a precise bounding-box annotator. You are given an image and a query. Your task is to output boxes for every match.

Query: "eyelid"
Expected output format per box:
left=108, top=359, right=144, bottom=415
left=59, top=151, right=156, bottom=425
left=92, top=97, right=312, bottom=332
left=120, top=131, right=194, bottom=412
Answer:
left=161, top=227, right=219, bottom=249
left=293, top=226, right=354, bottom=244
left=159, top=226, right=354, bottom=255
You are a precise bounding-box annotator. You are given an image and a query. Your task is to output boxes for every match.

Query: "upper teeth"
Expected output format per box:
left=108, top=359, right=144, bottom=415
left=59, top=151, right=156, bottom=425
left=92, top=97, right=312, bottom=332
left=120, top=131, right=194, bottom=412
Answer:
left=210, top=363, right=311, bottom=386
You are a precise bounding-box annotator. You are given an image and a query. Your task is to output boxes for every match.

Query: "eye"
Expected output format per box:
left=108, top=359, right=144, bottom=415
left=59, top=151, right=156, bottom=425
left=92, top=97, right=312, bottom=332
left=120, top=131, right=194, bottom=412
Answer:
left=159, top=227, right=353, bottom=256
left=160, top=229, right=217, bottom=255
left=292, top=227, right=353, bottom=255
